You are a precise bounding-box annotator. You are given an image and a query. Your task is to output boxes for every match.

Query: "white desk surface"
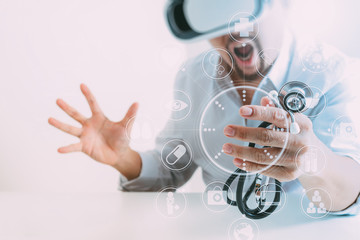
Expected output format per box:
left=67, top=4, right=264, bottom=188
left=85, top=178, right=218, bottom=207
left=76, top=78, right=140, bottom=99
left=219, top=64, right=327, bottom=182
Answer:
left=0, top=192, right=358, bottom=240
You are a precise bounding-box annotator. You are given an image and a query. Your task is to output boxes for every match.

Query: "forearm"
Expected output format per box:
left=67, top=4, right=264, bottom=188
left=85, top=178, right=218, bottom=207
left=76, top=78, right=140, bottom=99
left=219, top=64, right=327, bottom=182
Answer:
left=118, top=149, right=199, bottom=192
left=111, top=148, right=142, bottom=181
left=298, top=138, right=360, bottom=211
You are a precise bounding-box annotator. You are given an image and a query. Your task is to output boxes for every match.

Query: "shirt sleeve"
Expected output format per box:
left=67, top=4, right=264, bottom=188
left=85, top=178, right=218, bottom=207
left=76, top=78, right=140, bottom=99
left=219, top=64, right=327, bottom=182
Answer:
left=118, top=151, right=161, bottom=191
left=329, top=193, right=360, bottom=216
left=310, top=57, right=360, bottom=215
left=119, top=148, right=198, bottom=191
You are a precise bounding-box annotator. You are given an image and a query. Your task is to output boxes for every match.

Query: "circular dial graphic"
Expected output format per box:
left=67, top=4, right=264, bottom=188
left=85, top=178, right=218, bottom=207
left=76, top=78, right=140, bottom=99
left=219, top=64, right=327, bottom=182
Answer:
left=199, top=86, right=290, bottom=175
left=227, top=12, right=260, bottom=45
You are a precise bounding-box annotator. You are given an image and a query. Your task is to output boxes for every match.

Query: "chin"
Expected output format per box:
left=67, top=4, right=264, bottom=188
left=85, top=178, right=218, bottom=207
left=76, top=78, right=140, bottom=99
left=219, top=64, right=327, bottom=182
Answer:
left=241, top=68, right=258, bottom=77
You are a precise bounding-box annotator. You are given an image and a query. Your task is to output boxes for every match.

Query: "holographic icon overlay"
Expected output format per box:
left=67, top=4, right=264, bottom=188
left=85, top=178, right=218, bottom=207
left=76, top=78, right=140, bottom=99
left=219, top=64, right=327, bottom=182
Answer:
left=255, top=48, right=280, bottom=78
left=161, top=139, right=193, bottom=171
left=228, top=12, right=259, bottom=45
left=228, top=218, right=259, bottom=240
left=155, top=187, right=187, bottom=218
left=202, top=181, right=234, bottom=212
left=301, top=86, right=327, bottom=118
left=163, top=90, right=192, bottom=121
left=199, top=86, right=290, bottom=175
left=300, top=43, right=331, bottom=73
left=202, top=48, right=234, bottom=80
left=255, top=182, right=287, bottom=214
left=301, top=188, right=332, bottom=219
left=125, top=114, right=156, bottom=146
left=331, top=116, right=358, bottom=140
left=295, top=145, right=327, bottom=176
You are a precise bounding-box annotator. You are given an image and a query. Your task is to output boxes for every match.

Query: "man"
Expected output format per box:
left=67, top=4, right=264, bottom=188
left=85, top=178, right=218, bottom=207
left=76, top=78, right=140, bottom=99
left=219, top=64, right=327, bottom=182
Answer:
left=48, top=0, right=360, bottom=214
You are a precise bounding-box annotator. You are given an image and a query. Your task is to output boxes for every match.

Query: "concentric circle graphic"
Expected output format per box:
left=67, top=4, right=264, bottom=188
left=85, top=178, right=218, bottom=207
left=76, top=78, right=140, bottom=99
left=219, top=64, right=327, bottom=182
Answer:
left=199, top=86, right=290, bottom=175
left=227, top=218, right=259, bottom=240
left=295, top=145, right=327, bottom=176
left=227, top=12, right=260, bottom=45
left=255, top=48, right=280, bottom=77
left=300, top=43, right=330, bottom=73
left=301, top=188, right=332, bottom=219
left=202, top=48, right=234, bottom=80
left=202, top=181, right=234, bottom=213
left=162, top=90, right=192, bottom=121
left=331, top=115, right=358, bottom=139
left=155, top=187, right=187, bottom=218
left=160, top=139, right=193, bottom=171
left=255, top=182, right=287, bottom=214
left=125, top=114, right=156, bottom=146
left=301, top=86, right=327, bottom=118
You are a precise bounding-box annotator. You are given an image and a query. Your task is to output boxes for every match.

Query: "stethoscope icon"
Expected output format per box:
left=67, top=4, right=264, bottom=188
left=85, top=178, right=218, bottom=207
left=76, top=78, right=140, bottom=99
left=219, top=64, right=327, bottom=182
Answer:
left=223, top=81, right=314, bottom=219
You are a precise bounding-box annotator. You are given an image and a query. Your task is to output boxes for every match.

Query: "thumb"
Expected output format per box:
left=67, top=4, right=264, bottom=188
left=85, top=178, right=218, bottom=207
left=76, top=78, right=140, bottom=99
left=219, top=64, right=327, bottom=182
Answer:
left=121, top=102, right=139, bottom=132
left=260, top=96, right=276, bottom=107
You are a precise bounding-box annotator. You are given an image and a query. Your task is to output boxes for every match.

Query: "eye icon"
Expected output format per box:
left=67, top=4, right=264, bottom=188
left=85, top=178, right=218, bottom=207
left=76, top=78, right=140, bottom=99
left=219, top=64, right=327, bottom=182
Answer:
left=167, top=99, right=188, bottom=112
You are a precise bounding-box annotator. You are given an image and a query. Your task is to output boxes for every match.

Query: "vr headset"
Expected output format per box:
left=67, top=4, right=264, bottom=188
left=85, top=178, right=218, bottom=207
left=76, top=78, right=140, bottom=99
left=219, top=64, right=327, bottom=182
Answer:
left=165, top=0, right=273, bottom=41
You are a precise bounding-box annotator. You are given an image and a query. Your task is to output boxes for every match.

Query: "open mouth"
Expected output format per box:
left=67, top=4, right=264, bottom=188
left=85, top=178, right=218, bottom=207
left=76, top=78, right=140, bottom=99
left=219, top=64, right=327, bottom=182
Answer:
left=233, top=44, right=254, bottom=63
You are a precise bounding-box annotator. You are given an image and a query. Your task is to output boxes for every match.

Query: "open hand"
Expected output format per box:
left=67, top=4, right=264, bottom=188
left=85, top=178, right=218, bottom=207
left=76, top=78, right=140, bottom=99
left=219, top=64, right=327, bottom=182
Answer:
left=48, top=84, right=141, bottom=179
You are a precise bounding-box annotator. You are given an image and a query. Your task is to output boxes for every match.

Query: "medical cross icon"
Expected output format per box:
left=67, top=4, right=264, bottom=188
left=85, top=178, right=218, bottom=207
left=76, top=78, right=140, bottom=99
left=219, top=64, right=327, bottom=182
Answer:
left=234, top=17, right=253, bottom=37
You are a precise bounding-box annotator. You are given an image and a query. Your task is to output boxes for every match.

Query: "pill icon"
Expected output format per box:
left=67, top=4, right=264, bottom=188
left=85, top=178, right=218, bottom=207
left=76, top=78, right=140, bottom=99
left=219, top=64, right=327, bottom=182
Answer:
left=166, top=144, right=186, bottom=165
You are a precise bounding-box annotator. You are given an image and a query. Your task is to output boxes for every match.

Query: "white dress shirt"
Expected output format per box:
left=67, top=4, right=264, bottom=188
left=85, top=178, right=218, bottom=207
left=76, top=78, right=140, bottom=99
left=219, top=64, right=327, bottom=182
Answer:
left=119, top=32, right=360, bottom=215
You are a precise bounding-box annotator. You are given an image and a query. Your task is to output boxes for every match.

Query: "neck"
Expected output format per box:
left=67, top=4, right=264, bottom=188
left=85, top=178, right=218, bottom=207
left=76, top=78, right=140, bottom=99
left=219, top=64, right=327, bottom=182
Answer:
left=231, top=74, right=264, bottom=106
left=231, top=72, right=263, bottom=89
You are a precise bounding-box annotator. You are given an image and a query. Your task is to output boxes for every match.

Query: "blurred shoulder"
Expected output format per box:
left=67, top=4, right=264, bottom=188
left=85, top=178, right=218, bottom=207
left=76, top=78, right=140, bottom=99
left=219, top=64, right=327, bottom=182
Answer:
left=292, top=38, right=359, bottom=96
left=173, top=51, right=215, bottom=93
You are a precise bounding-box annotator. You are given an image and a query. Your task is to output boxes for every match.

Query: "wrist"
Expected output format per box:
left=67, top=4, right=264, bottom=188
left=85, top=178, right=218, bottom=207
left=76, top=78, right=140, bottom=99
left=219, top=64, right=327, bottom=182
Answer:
left=111, top=148, right=142, bottom=181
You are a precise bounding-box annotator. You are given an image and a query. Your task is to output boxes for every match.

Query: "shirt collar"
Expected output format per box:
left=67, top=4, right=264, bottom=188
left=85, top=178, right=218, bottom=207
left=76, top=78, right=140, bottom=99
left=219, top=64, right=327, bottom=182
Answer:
left=260, top=30, right=295, bottom=91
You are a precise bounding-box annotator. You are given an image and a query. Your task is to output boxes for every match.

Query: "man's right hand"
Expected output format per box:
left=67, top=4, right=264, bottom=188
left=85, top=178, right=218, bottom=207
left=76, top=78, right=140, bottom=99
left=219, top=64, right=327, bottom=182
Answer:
left=48, top=84, right=142, bottom=180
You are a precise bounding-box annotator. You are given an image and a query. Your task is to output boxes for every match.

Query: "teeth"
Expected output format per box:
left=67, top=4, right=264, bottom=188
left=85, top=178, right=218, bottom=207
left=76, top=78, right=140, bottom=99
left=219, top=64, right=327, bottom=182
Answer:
left=235, top=44, right=245, bottom=49
left=235, top=43, right=248, bottom=49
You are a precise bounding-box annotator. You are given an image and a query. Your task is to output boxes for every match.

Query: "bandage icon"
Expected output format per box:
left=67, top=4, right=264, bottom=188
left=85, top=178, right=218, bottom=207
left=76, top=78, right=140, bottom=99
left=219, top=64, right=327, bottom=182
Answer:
left=166, top=144, right=186, bottom=165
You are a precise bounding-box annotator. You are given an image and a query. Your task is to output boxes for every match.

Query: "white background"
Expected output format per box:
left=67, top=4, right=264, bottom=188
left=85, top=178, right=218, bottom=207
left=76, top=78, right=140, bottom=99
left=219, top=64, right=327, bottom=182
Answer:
left=0, top=0, right=359, bottom=193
